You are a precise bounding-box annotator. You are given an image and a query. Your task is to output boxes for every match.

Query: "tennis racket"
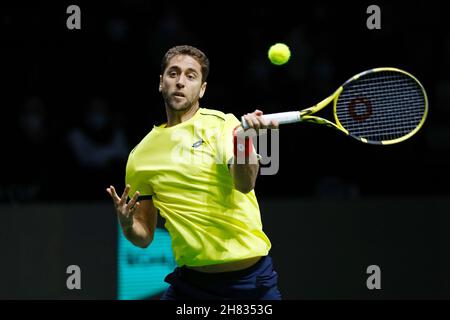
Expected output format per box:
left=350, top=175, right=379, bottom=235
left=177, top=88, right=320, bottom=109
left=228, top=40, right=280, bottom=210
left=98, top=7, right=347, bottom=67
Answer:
left=241, top=67, right=428, bottom=145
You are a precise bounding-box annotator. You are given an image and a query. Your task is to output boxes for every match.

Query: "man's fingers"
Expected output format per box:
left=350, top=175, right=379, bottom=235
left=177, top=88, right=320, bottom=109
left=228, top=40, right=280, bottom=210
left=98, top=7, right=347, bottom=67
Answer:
left=107, top=186, right=121, bottom=204
left=269, top=120, right=279, bottom=129
left=119, top=185, right=131, bottom=206
left=110, top=185, right=119, bottom=199
left=126, top=191, right=140, bottom=211
left=257, top=115, right=269, bottom=128
left=245, top=115, right=261, bottom=131
left=131, top=202, right=140, bottom=215
left=243, top=114, right=254, bottom=129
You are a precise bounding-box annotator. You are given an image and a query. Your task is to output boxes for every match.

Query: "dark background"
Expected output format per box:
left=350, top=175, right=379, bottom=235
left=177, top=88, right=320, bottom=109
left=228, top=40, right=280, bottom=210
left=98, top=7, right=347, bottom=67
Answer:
left=1, top=1, right=449, bottom=299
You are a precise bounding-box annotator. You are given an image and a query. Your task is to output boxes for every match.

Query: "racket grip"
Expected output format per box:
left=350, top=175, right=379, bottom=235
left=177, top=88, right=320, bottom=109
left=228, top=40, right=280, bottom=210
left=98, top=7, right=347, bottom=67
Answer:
left=241, top=111, right=301, bottom=130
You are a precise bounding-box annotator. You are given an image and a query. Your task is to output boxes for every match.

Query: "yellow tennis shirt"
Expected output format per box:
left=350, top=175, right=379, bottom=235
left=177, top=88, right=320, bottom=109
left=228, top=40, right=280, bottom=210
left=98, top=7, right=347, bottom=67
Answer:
left=125, top=107, right=271, bottom=267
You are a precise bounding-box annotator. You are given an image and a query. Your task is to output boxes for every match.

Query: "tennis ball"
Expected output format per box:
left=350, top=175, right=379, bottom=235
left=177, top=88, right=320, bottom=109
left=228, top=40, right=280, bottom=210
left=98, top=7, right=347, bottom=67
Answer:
left=268, top=43, right=291, bottom=65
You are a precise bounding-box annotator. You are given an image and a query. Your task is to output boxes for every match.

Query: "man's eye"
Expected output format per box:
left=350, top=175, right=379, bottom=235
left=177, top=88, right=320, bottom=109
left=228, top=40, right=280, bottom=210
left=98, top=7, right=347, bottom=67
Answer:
left=187, top=74, right=196, bottom=80
left=169, top=72, right=177, bottom=77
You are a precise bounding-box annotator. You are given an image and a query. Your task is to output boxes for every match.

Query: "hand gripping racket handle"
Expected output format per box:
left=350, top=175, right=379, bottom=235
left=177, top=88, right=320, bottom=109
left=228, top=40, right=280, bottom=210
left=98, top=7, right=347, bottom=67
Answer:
left=241, top=111, right=301, bottom=130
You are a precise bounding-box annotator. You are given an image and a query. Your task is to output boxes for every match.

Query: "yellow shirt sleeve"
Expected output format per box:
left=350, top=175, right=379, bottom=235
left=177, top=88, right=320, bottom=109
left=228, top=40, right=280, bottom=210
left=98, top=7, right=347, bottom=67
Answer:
left=125, top=150, right=154, bottom=199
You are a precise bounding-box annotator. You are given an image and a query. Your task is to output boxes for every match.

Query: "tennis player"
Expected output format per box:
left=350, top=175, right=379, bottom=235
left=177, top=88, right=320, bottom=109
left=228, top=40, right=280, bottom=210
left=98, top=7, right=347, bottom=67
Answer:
left=106, top=45, right=281, bottom=300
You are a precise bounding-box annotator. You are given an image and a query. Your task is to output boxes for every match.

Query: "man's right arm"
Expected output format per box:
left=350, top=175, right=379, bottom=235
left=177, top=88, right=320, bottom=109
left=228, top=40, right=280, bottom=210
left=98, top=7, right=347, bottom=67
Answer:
left=120, top=199, right=158, bottom=248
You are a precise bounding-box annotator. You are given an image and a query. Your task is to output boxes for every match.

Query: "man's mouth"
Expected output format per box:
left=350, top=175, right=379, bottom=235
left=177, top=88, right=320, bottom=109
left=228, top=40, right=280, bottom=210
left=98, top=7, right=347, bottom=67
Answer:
left=173, top=92, right=185, bottom=97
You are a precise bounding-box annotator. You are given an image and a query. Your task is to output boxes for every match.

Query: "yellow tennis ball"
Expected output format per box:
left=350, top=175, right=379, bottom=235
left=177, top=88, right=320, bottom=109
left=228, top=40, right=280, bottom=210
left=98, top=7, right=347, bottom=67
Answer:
left=268, top=43, right=291, bottom=65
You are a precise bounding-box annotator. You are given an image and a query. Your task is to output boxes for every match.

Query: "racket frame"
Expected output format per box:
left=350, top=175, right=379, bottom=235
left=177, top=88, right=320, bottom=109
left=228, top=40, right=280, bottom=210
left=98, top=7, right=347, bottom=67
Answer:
left=241, top=67, right=428, bottom=145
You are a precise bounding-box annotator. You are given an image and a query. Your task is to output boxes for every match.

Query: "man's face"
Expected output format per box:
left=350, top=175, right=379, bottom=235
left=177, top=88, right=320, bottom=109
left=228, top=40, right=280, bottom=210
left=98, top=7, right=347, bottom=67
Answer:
left=159, top=55, right=207, bottom=112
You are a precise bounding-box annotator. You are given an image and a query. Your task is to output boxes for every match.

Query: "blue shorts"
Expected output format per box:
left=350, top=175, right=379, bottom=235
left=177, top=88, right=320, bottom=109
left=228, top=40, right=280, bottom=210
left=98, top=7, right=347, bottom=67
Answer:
left=160, top=255, right=282, bottom=300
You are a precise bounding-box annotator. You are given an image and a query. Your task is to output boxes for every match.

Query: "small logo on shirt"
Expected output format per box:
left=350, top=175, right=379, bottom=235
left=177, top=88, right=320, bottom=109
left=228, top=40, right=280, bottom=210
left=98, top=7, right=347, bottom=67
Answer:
left=192, top=139, right=203, bottom=148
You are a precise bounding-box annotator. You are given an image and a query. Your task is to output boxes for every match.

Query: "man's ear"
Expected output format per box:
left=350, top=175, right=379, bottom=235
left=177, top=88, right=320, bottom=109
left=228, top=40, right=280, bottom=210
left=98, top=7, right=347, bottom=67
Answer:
left=159, top=75, right=163, bottom=92
left=199, top=82, right=207, bottom=99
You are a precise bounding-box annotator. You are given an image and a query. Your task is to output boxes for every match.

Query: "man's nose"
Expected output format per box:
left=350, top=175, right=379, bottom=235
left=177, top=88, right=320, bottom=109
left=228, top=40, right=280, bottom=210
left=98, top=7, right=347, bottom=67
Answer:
left=176, top=75, right=186, bottom=88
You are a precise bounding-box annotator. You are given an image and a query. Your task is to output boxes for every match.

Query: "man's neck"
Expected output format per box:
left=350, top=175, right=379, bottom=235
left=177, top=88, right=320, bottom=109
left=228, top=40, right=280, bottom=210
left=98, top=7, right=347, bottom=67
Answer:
left=165, top=104, right=200, bottom=127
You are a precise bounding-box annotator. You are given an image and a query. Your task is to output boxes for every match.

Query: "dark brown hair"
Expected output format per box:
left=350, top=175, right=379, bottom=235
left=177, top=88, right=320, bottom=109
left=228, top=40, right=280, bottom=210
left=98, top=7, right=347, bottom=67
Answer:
left=161, top=45, right=210, bottom=83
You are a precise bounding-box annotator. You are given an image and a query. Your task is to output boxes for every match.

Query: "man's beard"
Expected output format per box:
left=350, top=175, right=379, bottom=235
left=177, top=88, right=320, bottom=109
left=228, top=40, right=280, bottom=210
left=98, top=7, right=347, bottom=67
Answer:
left=162, top=91, right=192, bottom=111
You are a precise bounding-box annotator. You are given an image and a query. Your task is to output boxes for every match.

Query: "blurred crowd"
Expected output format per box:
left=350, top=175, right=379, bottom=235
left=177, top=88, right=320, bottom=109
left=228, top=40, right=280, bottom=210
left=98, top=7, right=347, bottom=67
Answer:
left=2, top=2, right=450, bottom=203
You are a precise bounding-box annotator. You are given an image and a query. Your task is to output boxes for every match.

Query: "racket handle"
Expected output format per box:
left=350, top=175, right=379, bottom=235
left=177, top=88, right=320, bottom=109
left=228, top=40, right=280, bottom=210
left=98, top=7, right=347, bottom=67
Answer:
left=241, top=111, right=301, bottom=130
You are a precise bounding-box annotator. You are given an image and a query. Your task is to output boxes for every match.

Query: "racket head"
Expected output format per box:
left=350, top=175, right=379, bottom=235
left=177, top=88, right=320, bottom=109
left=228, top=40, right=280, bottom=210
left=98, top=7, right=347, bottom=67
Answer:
left=333, top=67, right=428, bottom=145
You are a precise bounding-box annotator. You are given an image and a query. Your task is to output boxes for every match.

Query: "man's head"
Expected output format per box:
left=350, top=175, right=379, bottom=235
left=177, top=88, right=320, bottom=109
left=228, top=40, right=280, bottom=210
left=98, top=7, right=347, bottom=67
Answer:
left=159, top=45, right=209, bottom=112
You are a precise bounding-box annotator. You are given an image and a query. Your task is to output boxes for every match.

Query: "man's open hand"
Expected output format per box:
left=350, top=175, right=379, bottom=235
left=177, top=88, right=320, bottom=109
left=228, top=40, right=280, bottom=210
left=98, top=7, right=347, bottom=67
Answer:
left=106, top=184, right=140, bottom=229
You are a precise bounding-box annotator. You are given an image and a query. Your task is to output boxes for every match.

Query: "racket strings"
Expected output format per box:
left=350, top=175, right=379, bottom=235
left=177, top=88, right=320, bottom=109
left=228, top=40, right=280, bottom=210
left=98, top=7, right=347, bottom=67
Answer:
left=335, top=71, right=426, bottom=143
